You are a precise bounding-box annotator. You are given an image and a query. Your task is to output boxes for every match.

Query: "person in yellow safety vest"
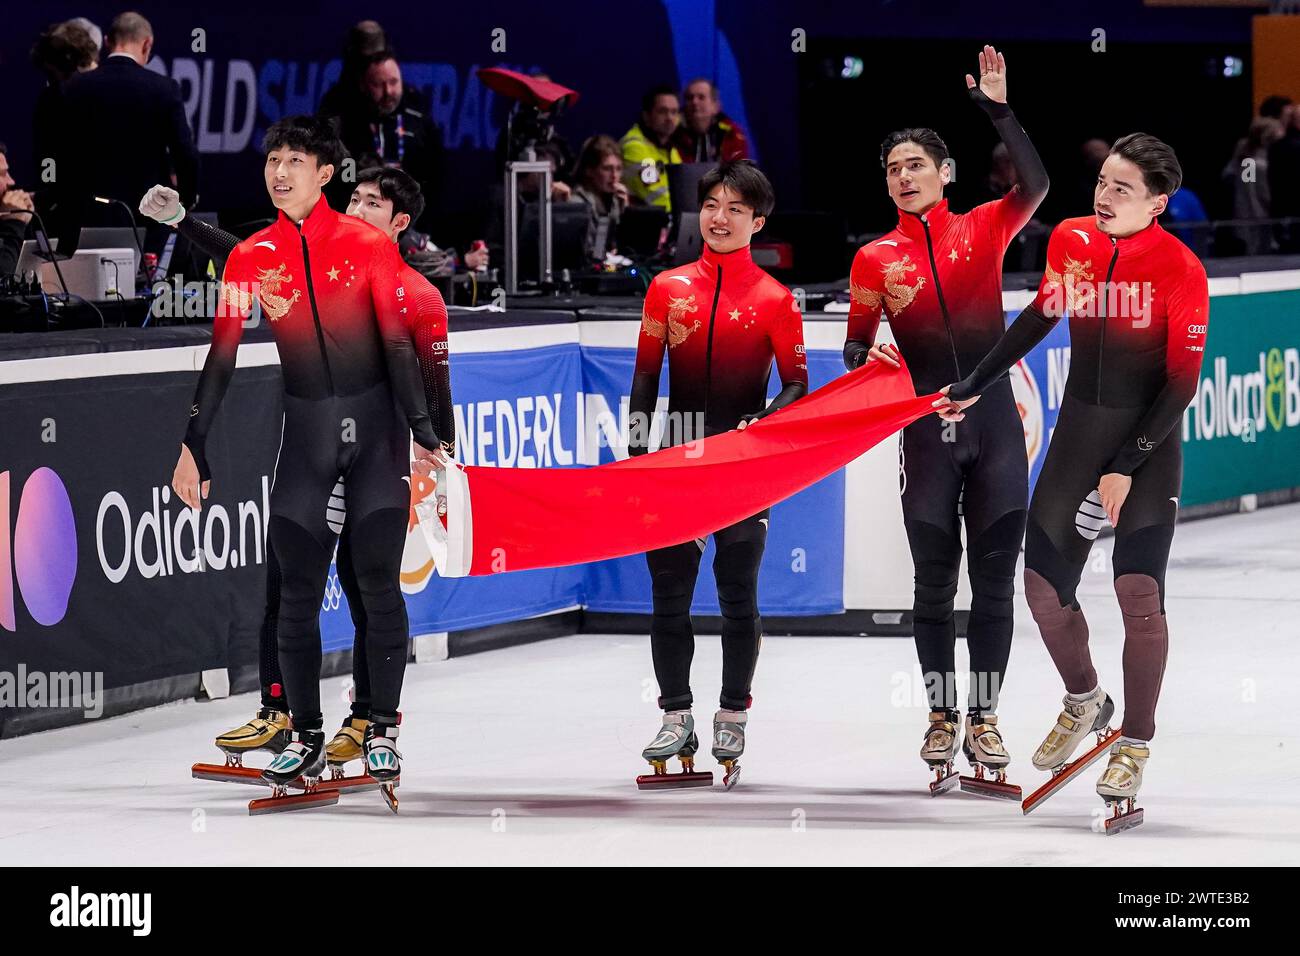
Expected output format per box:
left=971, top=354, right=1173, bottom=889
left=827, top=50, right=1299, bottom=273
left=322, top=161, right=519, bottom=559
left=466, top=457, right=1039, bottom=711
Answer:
left=620, top=84, right=683, bottom=211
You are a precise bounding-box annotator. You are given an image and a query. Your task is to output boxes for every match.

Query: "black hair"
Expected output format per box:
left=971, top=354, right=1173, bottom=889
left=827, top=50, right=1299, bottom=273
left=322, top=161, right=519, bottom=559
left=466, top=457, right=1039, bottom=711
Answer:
left=1260, top=95, right=1293, bottom=121
left=354, top=165, right=425, bottom=226
left=363, top=48, right=399, bottom=72
left=641, top=84, right=679, bottom=115
left=261, top=115, right=345, bottom=170
left=879, top=128, right=949, bottom=170
left=698, top=159, right=775, bottom=218
left=345, top=21, right=388, bottom=59
left=1109, top=132, right=1182, bottom=197
left=31, top=21, right=99, bottom=82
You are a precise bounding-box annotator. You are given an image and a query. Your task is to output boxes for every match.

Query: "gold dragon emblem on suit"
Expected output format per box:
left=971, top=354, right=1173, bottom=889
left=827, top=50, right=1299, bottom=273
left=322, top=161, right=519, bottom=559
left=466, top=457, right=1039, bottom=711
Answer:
left=641, top=292, right=703, bottom=348
left=1043, top=255, right=1096, bottom=313
left=253, top=263, right=303, bottom=321
left=850, top=255, right=927, bottom=315
left=221, top=281, right=254, bottom=314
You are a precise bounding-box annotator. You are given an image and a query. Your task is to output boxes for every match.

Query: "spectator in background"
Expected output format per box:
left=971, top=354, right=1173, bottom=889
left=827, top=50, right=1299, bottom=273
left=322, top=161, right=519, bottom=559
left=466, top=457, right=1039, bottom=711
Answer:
left=502, top=139, right=572, bottom=203
left=319, top=20, right=388, bottom=119
left=67, top=17, right=103, bottom=51
left=621, top=85, right=682, bottom=211
left=31, top=20, right=99, bottom=83
left=1223, top=116, right=1283, bottom=256
left=1259, top=95, right=1293, bottom=126
left=535, top=141, right=573, bottom=201
left=330, top=48, right=446, bottom=234
left=1163, top=175, right=1211, bottom=258
left=967, top=139, right=1053, bottom=271
left=1268, top=100, right=1300, bottom=253
left=974, top=142, right=1017, bottom=204
left=30, top=20, right=100, bottom=215
left=56, top=11, right=198, bottom=229
left=484, top=135, right=571, bottom=270
left=975, top=140, right=1045, bottom=270
left=1, top=142, right=36, bottom=276
left=318, top=21, right=388, bottom=214
left=1052, top=137, right=1109, bottom=223
left=572, top=135, right=629, bottom=263
left=673, top=78, right=749, bottom=164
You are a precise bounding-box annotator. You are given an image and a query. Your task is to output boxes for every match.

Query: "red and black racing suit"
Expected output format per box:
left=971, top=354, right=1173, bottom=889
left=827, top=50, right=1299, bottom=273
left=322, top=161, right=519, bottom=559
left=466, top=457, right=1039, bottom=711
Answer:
left=182, top=197, right=443, bottom=732
left=948, top=215, right=1209, bottom=739
left=177, top=215, right=454, bottom=720
left=630, top=242, right=808, bottom=712
left=844, top=93, right=1048, bottom=718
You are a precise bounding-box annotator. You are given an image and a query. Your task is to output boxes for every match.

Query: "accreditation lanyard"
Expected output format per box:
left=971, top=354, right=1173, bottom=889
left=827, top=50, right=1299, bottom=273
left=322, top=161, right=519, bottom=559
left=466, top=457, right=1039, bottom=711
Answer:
left=374, top=111, right=406, bottom=165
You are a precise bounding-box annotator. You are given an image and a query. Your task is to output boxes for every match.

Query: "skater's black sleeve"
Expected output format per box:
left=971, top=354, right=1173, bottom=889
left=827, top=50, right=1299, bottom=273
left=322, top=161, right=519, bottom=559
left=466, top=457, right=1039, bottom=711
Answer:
left=183, top=244, right=253, bottom=482
left=411, top=279, right=456, bottom=456
left=946, top=303, right=1057, bottom=401
left=176, top=215, right=240, bottom=267
left=970, top=88, right=1049, bottom=241
left=1104, top=265, right=1210, bottom=476
left=745, top=382, right=806, bottom=424
left=845, top=246, right=885, bottom=371
left=371, top=241, right=442, bottom=452
left=627, top=371, right=659, bottom=457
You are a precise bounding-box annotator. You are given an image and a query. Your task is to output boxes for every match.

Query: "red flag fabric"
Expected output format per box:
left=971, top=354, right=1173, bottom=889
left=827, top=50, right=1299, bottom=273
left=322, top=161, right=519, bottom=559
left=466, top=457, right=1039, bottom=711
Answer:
left=427, top=358, right=935, bottom=577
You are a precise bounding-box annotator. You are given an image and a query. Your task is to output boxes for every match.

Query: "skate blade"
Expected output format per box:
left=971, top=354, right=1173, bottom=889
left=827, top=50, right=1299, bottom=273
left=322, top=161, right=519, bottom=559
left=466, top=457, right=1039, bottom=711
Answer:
left=635, top=771, right=714, bottom=790
left=192, top=762, right=268, bottom=786
left=928, top=768, right=960, bottom=796
left=380, top=782, right=399, bottom=814
left=248, top=789, right=340, bottom=815
left=1103, top=806, right=1144, bottom=835
left=720, top=761, right=741, bottom=790
left=958, top=772, right=1023, bottom=801
left=1022, top=729, right=1123, bottom=815
left=318, top=773, right=383, bottom=795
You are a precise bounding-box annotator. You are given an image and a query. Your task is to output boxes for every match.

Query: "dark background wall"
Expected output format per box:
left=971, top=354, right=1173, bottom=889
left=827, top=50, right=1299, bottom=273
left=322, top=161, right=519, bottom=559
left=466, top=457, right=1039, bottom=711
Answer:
left=0, top=1, right=1259, bottom=245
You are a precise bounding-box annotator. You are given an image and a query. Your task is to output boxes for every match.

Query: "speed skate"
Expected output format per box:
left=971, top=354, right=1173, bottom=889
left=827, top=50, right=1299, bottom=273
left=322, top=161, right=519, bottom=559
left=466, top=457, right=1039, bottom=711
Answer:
left=1021, top=689, right=1139, bottom=830
left=636, top=711, right=714, bottom=789
left=957, top=714, right=1022, bottom=802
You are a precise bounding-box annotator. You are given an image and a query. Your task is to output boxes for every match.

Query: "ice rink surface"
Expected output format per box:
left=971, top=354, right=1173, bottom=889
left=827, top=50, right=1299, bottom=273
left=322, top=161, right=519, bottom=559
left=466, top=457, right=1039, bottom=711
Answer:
left=2, top=504, right=1297, bottom=866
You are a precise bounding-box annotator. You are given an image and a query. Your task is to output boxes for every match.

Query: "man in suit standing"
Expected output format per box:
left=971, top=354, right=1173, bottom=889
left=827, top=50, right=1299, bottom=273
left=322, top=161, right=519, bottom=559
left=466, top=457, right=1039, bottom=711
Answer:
left=55, top=11, right=198, bottom=233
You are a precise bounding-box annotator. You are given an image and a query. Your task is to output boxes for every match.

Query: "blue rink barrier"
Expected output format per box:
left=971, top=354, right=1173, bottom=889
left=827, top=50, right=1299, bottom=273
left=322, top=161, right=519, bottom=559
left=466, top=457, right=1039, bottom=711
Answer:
left=319, top=334, right=849, bottom=649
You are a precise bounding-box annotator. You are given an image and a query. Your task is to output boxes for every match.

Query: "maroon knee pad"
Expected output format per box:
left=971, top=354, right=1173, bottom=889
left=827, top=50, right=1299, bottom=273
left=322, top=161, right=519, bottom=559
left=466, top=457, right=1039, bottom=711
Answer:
left=1024, top=569, right=1097, bottom=695
left=1115, top=574, right=1168, bottom=741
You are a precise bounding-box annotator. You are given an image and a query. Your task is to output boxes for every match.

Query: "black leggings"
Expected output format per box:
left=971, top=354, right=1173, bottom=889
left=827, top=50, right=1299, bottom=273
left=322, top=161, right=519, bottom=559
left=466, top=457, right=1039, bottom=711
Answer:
left=646, top=510, right=769, bottom=713
left=258, top=507, right=372, bottom=719
left=266, top=384, right=411, bottom=731
left=1025, top=392, right=1180, bottom=608
left=900, top=381, right=1027, bottom=715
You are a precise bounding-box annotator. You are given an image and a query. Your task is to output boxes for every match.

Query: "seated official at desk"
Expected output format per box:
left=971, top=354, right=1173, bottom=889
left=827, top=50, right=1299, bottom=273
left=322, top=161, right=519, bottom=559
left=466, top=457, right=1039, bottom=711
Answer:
left=1, top=142, right=35, bottom=276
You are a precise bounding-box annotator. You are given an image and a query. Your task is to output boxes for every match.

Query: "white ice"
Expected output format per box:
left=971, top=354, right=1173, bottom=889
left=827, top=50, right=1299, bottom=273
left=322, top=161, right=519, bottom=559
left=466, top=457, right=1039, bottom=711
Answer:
left=2, top=504, right=1297, bottom=866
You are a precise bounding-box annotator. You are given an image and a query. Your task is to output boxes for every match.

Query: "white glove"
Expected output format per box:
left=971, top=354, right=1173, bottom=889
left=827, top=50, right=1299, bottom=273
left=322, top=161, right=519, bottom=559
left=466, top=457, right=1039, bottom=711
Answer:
left=139, top=185, right=184, bottom=224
